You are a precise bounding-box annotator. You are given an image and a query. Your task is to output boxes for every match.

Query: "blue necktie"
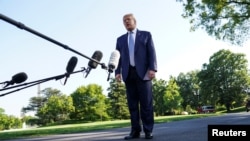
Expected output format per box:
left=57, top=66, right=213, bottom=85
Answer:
left=129, top=31, right=135, bottom=66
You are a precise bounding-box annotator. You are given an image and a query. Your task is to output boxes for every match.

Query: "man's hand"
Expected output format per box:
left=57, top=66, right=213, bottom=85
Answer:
left=115, top=74, right=122, bottom=82
left=148, top=70, right=156, bottom=80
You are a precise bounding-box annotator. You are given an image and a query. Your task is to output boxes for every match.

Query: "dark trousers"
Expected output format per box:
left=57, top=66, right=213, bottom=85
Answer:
left=125, top=66, right=154, bottom=133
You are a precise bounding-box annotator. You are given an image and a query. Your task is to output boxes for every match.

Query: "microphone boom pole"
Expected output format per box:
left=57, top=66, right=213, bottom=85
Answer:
left=0, top=69, right=85, bottom=97
left=0, top=13, right=102, bottom=65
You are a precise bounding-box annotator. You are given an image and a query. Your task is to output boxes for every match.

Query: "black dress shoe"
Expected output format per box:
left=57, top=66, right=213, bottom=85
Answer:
left=124, top=131, right=140, bottom=140
left=145, top=132, right=153, bottom=139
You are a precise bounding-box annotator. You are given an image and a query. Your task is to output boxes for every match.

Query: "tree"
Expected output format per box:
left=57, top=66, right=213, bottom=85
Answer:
left=176, top=70, right=200, bottom=110
left=107, top=78, right=129, bottom=120
left=177, top=0, right=250, bottom=46
left=152, top=78, right=168, bottom=116
left=198, top=49, right=250, bottom=111
left=0, top=107, right=4, bottom=115
left=163, top=76, right=183, bottom=114
left=22, top=87, right=66, bottom=125
left=0, top=108, right=22, bottom=130
left=0, top=108, right=7, bottom=130
left=22, top=88, right=63, bottom=114
left=70, top=84, right=108, bottom=121
left=37, top=94, right=74, bottom=124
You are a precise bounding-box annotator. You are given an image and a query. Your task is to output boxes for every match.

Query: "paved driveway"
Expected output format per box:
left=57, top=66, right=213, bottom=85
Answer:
left=5, top=112, right=250, bottom=141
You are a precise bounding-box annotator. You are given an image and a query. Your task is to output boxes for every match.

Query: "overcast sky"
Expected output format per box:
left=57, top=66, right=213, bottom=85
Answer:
left=1, top=0, right=250, bottom=117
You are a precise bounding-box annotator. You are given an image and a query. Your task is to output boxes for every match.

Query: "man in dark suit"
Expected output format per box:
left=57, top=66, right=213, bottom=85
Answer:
left=115, top=13, right=157, bottom=140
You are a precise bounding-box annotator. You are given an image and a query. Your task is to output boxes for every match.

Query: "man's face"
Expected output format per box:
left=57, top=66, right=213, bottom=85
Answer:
left=123, top=15, right=136, bottom=31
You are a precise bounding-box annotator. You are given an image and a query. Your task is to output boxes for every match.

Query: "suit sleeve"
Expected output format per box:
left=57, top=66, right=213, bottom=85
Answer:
left=147, top=32, right=157, bottom=72
left=115, top=38, right=122, bottom=75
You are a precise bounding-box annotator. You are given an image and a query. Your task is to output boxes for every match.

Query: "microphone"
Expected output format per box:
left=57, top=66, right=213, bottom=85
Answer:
left=3, top=72, right=28, bottom=88
left=107, top=50, right=120, bottom=81
left=85, top=50, right=103, bottom=78
left=64, top=56, right=78, bottom=85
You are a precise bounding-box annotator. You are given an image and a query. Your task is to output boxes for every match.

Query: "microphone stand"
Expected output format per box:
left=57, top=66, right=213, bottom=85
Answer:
left=107, top=70, right=113, bottom=81
left=107, top=67, right=115, bottom=81
left=0, top=79, right=48, bottom=97
left=0, top=69, right=86, bottom=97
left=0, top=13, right=103, bottom=66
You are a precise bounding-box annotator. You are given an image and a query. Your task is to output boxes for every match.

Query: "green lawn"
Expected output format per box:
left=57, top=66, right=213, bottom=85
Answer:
left=0, top=107, right=245, bottom=140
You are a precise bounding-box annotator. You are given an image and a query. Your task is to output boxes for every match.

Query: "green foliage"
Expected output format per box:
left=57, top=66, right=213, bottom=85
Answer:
left=198, top=49, right=250, bottom=111
left=178, top=0, right=250, bottom=45
left=163, top=76, right=183, bottom=113
left=22, top=88, right=74, bottom=125
left=107, top=78, right=129, bottom=119
left=0, top=112, right=22, bottom=130
left=22, top=87, right=64, bottom=114
left=70, top=84, right=109, bottom=121
left=152, top=78, right=168, bottom=116
left=37, top=94, right=74, bottom=124
left=176, top=70, right=200, bottom=110
left=215, top=104, right=226, bottom=111
left=3, top=48, right=250, bottom=129
left=0, top=107, right=4, bottom=114
left=186, top=105, right=196, bottom=114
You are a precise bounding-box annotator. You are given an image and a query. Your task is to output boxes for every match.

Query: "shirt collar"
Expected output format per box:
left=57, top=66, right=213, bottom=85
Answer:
left=128, top=29, right=137, bottom=34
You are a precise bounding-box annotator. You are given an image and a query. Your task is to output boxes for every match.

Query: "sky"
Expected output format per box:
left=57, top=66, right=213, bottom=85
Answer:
left=1, top=0, right=250, bottom=117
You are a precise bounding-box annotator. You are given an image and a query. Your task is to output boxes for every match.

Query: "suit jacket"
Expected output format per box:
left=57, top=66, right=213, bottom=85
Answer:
left=115, top=29, right=157, bottom=82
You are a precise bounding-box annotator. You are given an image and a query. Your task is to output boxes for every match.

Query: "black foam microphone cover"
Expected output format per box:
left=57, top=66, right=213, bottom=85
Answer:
left=3, top=72, right=28, bottom=88
left=66, top=56, right=78, bottom=73
left=12, top=72, right=28, bottom=84
left=88, top=51, right=103, bottom=69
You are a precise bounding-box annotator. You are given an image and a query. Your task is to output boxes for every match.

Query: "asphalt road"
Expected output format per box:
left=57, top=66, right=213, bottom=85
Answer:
left=6, top=112, right=250, bottom=141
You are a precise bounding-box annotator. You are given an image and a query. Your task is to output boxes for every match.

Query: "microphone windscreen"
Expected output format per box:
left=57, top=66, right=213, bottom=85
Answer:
left=12, top=72, right=28, bottom=84
left=108, top=50, right=120, bottom=70
left=88, top=50, right=103, bottom=69
left=66, top=56, right=78, bottom=73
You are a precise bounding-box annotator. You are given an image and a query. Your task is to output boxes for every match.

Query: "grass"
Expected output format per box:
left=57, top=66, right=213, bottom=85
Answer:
left=0, top=106, right=245, bottom=140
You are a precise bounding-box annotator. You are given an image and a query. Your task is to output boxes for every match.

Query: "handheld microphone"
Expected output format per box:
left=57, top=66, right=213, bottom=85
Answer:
left=3, top=72, right=28, bottom=88
left=64, top=56, right=78, bottom=85
left=85, top=51, right=103, bottom=78
left=107, top=50, right=120, bottom=81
